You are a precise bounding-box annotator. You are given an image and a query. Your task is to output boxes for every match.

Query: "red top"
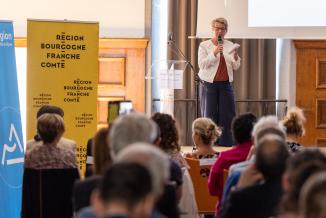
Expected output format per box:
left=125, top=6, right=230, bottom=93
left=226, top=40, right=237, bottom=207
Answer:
left=208, top=140, right=253, bottom=215
left=214, top=54, right=229, bottom=81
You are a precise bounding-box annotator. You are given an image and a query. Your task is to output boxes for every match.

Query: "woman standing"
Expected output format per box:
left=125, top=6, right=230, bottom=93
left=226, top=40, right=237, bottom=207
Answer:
left=198, top=17, right=241, bottom=146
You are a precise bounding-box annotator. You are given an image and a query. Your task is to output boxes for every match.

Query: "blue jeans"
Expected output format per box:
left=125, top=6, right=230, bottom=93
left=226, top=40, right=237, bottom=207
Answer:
left=200, top=81, right=235, bottom=146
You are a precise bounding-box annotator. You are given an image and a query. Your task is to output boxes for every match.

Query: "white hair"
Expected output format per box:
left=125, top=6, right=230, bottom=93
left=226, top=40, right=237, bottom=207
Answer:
left=109, top=112, right=158, bottom=157
left=115, top=142, right=170, bottom=197
left=252, top=115, right=286, bottom=147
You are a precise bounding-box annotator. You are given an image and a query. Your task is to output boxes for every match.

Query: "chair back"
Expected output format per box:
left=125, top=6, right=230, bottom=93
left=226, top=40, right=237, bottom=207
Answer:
left=22, top=168, right=80, bottom=218
left=185, top=157, right=218, bottom=214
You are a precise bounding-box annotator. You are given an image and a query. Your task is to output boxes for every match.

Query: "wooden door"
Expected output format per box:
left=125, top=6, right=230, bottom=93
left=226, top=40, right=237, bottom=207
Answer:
left=294, top=40, right=326, bottom=147
left=97, top=39, right=148, bottom=128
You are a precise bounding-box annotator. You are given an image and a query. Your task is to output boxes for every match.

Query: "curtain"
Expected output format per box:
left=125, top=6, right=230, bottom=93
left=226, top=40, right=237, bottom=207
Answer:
left=166, top=0, right=276, bottom=145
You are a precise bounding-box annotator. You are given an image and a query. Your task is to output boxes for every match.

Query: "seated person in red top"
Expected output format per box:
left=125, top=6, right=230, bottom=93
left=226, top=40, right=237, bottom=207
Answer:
left=24, top=113, right=77, bottom=169
left=208, top=112, right=256, bottom=214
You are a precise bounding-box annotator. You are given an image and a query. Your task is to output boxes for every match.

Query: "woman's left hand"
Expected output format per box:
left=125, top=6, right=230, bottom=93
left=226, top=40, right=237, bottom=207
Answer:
left=233, top=51, right=239, bottom=61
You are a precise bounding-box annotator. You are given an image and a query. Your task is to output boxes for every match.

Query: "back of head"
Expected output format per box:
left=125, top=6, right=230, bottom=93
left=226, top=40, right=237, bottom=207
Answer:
left=280, top=149, right=326, bottom=214
left=37, top=113, right=65, bottom=144
left=231, top=112, right=257, bottom=144
left=300, top=172, right=326, bottom=218
left=115, top=142, right=170, bottom=197
left=255, top=134, right=290, bottom=181
left=151, top=112, right=180, bottom=152
left=286, top=148, right=326, bottom=172
left=37, top=105, right=64, bottom=118
left=282, top=106, right=306, bottom=137
left=109, top=113, right=158, bottom=156
left=93, top=127, right=112, bottom=175
left=192, top=117, right=221, bottom=146
left=97, top=162, right=152, bottom=211
left=283, top=161, right=326, bottom=213
left=34, top=105, right=64, bottom=141
left=252, top=115, right=286, bottom=146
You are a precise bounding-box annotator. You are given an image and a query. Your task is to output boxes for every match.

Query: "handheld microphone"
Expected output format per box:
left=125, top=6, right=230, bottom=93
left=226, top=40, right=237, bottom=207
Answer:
left=168, top=32, right=174, bottom=44
left=217, top=35, right=223, bottom=54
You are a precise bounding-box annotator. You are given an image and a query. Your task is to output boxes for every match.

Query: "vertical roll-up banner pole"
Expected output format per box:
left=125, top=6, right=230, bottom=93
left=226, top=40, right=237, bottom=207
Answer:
left=27, top=20, right=99, bottom=174
left=0, top=20, right=24, bottom=218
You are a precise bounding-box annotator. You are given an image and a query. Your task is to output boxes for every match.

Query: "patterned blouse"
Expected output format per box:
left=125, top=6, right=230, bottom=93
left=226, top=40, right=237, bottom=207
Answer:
left=287, top=141, right=302, bottom=153
left=24, top=143, right=77, bottom=169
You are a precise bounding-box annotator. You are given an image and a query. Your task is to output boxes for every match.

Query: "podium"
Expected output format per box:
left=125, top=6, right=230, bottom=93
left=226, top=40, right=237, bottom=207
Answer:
left=147, top=60, right=192, bottom=116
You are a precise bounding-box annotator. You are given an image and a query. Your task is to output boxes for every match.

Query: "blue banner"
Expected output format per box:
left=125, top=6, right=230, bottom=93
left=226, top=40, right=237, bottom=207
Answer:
left=0, top=21, right=24, bottom=218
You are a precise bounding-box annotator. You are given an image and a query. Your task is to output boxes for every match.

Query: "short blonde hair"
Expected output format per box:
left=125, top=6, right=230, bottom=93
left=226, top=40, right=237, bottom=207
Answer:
left=211, top=17, right=228, bottom=31
left=37, top=113, right=65, bottom=143
left=192, top=117, right=222, bottom=145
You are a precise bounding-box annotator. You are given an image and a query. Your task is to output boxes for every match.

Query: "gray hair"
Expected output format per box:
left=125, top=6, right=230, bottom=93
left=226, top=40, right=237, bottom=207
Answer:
left=252, top=115, right=286, bottom=147
left=109, top=113, right=158, bottom=157
left=116, top=142, right=170, bottom=197
left=211, top=17, right=228, bottom=31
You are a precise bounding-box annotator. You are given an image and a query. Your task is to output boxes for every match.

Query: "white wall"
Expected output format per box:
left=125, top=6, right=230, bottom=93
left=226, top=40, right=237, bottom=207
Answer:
left=197, top=0, right=326, bottom=39
left=0, top=0, right=145, bottom=37
left=277, top=39, right=296, bottom=107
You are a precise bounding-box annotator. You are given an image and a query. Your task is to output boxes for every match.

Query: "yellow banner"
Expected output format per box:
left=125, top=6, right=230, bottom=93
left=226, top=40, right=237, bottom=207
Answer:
left=27, top=20, right=99, bottom=174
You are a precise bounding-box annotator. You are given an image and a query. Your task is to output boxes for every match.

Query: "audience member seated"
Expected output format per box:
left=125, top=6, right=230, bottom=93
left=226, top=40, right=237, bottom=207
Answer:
left=90, top=162, right=155, bottom=218
left=73, top=127, right=112, bottom=212
left=282, top=106, right=306, bottom=153
left=151, top=113, right=199, bottom=217
left=151, top=112, right=188, bottom=169
left=24, top=113, right=77, bottom=169
left=299, top=172, right=326, bottom=218
left=116, top=143, right=175, bottom=218
left=26, top=105, right=76, bottom=153
left=208, top=112, right=256, bottom=215
left=221, top=115, right=286, bottom=205
left=186, top=117, right=221, bottom=159
left=109, top=113, right=181, bottom=218
left=278, top=149, right=326, bottom=218
left=219, top=133, right=290, bottom=218
left=23, top=112, right=79, bottom=218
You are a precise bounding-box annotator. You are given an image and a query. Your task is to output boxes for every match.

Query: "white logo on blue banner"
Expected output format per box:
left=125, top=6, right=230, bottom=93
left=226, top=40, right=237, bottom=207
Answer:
left=0, top=21, right=24, bottom=218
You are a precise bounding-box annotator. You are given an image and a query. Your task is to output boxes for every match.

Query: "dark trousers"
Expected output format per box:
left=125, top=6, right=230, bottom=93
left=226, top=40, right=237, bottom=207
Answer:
left=200, top=81, right=235, bottom=146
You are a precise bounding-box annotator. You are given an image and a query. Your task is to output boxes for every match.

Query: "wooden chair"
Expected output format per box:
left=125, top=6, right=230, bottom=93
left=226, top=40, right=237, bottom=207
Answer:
left=21, top=168, right=80, bottom=218
left=185, top=157, right=218, bottom=214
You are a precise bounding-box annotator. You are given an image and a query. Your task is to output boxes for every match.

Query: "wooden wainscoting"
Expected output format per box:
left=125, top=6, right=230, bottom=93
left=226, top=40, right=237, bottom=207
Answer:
left=15, top=38, right=149, bottom=129
left=294, top=40, right=326, bottom=147
left=98, top=38, right=148, bottom=128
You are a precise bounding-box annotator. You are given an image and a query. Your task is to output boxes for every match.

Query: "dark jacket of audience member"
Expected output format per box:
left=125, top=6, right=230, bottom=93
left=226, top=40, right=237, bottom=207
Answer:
left=219, top=134, right=290, bottom=218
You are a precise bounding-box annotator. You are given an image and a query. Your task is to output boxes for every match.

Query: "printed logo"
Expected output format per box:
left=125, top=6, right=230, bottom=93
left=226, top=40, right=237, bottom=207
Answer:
left=0, top=31, right=12, bottom=42
left=1, top=124, right=24, bottom=166
left=0, top=107, right=24, bottom=188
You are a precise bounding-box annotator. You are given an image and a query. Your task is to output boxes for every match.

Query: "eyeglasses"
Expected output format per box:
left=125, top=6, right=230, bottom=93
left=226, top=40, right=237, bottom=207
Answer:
left=213, top=27, right=226, bottom=31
